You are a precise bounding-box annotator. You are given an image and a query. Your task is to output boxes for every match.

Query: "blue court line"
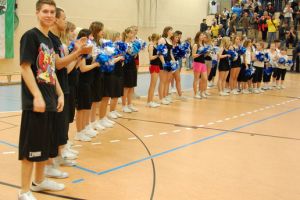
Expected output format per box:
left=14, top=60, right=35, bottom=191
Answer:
left=0, top=140, right=18, bottom=148
left=72, top=178, right=85, bottom=184
left=71, top=106, right=300, bottom=182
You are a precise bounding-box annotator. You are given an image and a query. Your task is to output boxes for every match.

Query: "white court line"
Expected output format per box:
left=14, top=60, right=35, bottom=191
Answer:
left=159, top=132, right=168, bottom=135
left=172, top=130, right=181, bottom=133
left=259, top=108, right=264, bottom=111
left=276, top=103, right=281, bottom=106
left=72, top=145, right=82, bottom=148
left=240, top=114, right=245, bottom=116
left=197, top=125, right=205, bottom=128
left=2, top=151, right=15, bottom=155
left=144, top=135, right=153, bottom=138
left=207, top=122, right=215, bottom=126
left=216, top=120, right=223, bottom=123
left=225, top=118, right=231, bottom=121
left=91, top=142, right=101, bottom=145
left=233, top=116, right=238, bottom=119
left=110, top=140, right=121, bottom=143
left=128, top=137, right=137, bottom=140
left=185, top=128, right=192, bottom=130
left=247, top=112, right=252, bottom=114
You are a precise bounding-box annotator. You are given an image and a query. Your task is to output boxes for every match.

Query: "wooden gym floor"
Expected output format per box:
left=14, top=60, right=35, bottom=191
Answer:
left=0, top=72, right=300, bottom=200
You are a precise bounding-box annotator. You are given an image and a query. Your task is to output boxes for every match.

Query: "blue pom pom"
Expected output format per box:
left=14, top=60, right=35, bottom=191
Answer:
left=227, top=49, right=238, bottom=61
left=245, top=66, right=256, bottom=78
left=263, top=67, right=273, bottom=75
left=95, top=51, right=115, bottom=73
left=264, top=53, right=270, bottom=62
left=156, top=44, right=168, bottom=56
left=101, top=39, right=114, bottom=48
left=163, top=61, right=178, bottom=72
left=286, top=60, right=293, bottom=68
left=68, top=41, right=75, bottom=53
left=237, top=46, right=246, bottom=55
left=172, top=45, right=187, bottom=60
left=256, top=52, right=265, bottom=62
left=278, top=57, right=286, bottom=64
left=114, top=41, right=128, bottom=56
left=197, top=46, right=210, bottom=55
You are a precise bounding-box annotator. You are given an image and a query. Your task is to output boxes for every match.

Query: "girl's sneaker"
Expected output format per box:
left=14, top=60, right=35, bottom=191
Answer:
left=113, top=110, right=123, bottom=117
left=122, top=106, right=132, bottom=113
left=108, top=111, right=118, bottom=119
left=161, top=98, right=170, bottom=105
left=128, top=104, right=138, bottom=112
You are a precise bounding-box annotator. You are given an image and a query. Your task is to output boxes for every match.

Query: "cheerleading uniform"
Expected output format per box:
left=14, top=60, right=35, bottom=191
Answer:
left=275, top=54, right=288, bottom=81
left=230, top=47, right=241, bottom=68
left=123, top=46, right=138, bottom=88
left=252, top=51, right=265, bottom=84
left=77, top=56, right=95, bottom=110
left=149, top=45, right=161, bottom=74
left=160, top=38, right=173, bottom=72
left=68, top=67, right=79, bottom=123
left=263, top=50, right=276, bottom=83
left=218, top=49, right=230, bottom=71
left=193, top=45, right=207, bottom=73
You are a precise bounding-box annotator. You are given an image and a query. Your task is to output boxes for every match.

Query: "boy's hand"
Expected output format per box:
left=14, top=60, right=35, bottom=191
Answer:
left=57, top=95, right=64, bottom=112
left=33, top=95, right=46, bottom=113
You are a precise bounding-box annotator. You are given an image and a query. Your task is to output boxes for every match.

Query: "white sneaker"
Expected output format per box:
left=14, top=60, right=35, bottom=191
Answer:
left=44, top=165, right=69, bottom=179
left=201, top=92, right=207, bottom=98
left=231, top=89, right=239, bottom=95
left=205, top=91, right=211, bottom=96
left=253, top=89, right=260, bottom=94
left=161, top=98, right=170, bottom=105
left=31, top=179, right=65, bottom=192
left=281, top=85, right=286, bottom=89
left=248, top=88, right=254, bottom=93
left=147, top=101, right=160, bottom=108
left=117, top=98, right=122, bottom=104
left=18, top=191, right=36, bottom=200
left=171, top=87, right=177, bottom=93
left=178, top=96, right=188, bottom=101
left=224, top=88, right=231, bottom=93
left=108, top=111, right=118, bottom=119
left=113, top=110, right=122, bottom=117
left=99, top=119, right=113, bottom=128
left=66, top=141, right=78, bottom=155
left=166, top=95, right=173, bottom=103
left=104, top=116, right=115, bottom=125
left=123, top=106, right=132, bottom=113
left=194, top=94, right=202, bottom=99
left=276, top=85, right=281, bottom=90
left=61, top=149, right=77, bottom=160
left=92, top=121, right=105, bottom=131
left=242, top=89, right=250, bottom=94
left=208, top=82, right=214, bottom=87
left=259, top=88, right=265, bottom=93
left=83, top=126, right=98, bottom=137
left=54, top=156, right=77, bottom=167
left=153, top=102, right=161, bottom=107
left=128, top=104, right=138, bottom=112
left=74, top=131, right=92, bottom=142
left=219, top=91, right=229, bottom=96
left=268, top=86, right=273, bottom=90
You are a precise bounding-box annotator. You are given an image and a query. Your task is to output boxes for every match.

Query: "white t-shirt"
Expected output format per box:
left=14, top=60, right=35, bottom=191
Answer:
left=245, top=49, right=252, bottom=65
left=277, top=54, right=289, bottom=69
left=268, top=50, right=278, bottom=68
left=284, top=7, right=293, bottom=18
left=209, top=0, right=218, bottom=14
left=253, top=50, right=265, bottom=68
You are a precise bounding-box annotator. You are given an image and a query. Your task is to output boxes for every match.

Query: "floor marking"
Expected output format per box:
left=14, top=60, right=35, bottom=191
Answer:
left=247, top=112, right=252, bottom=114
left=110, top=140, right=121, bottom=143
left=185, top=128, right=192, bottom=130
left=225, top=118, right=231, bottom=121
left=72, top=179, right=85, bottom=184
left=216, top=120, right=223, bottom=123
left=240, top=114, right=245, bottom=117
left=144, top=135, right=153, bottom=138
left=72, top=145, right=83, bottom=148
left=159, top=132, right=168, bottom=135
left=197, top=125, right=205, bottom=127
left=91, top=142, right=101, bottom=145
left=128, top=137, right=137, bottom=140
left=207, top=122, right=215, bottom=126
left=2, top=151, right=15, bottom=155
left=172, top=130, right=181, bottom=133
left=233, top=116, right=238, bottom=119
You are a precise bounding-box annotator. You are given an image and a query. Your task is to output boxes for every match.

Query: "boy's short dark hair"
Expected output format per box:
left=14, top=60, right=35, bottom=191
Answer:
left=36, top=0, right=56, bottom=11
left=203, top=19, right=206, bottom=22
left=77, top=29, right=91, bottom=39
left=174, top=30, right=182, bottom=35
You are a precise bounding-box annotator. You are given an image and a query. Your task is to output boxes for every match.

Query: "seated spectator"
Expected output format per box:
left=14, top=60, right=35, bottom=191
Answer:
left=279, top=23, right=288, bottom=48
left=286, top=27, right=298, bottom=48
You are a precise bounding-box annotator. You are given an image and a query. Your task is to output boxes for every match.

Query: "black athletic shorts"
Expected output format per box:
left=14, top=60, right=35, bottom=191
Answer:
left=55, top=94, right=69, bottom=146
left=19, top=111, right=58, bottom=162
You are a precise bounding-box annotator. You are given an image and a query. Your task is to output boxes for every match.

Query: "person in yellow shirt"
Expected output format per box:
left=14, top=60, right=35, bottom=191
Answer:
left=211, top=21, right=219, bottom=38
left=267, top=15, right=280, bottom=48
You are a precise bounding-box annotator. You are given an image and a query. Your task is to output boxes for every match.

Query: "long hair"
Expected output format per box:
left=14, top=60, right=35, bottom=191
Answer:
left=89, top=21, right=104, bottom=46
left=122, top=27, right=133, bottom=42
left=194, top=31, right=202, bottom=48
left=220, top=37, right=231, bottom=49
left=61, top=21, right=76, bottom=44
left=162, top=26, right=173, bottom=38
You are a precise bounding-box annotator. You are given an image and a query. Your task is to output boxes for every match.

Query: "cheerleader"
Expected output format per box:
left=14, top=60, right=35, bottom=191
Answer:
left=158, top=26, right=175, bottom=104
left=147, top=33, right=161, bottom=108
left=171, top=31, right=186, bottom=100
left=275, top=47, right=289, bottom=89
left=122, top=27, right=139, bottom=113
left=208, top=38, right=219, bottom=87
left=217, top=37, right=231, bottom=96
left=229, top=35, right=243, bottom=95
left=107, top=31, right=125, bottom=118
left=201, top=32, right=212, bottom=96
left=98, top=31, right=125, bottom=125
left=74, top=29, right=100, bottom=142
left=192, top=32, right=208, bottom=99
left=263, top=42, right=278, bottom=90
left=271, top=40, right=281, bottom=87
left=252, top=42, right=265, bottom=94
left=239, top=39, right=252, bottom=94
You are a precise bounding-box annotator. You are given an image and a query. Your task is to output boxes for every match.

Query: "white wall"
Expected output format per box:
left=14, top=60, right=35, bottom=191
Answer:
left=0, top=0, right=208, bottom=72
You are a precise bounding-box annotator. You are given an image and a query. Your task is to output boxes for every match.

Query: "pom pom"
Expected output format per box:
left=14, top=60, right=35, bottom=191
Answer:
left=278, top=57, right=286, bottom=64
left=95, top=51, right=115, bottom=73
left=237, top=46, right=246, bottom=55
left=68, top=41, right=75, bottom=53
left=227, top=49, right=238, bottom=61
left=263, top=67, right=273, bottom=75
left=163, top=61, right=179, bottom=72
left=135, top=38, right=147, bottom=50
left=211, top=46, right=219, bottom=54
left=286, top=60, right=293, bottom=69
left=156, top=44, right=168, bottom=56
left=114, top=41, right=128, bottom=56
left=256, top=52, right=265, bottom=62
left=245, top=66, right=256, bottom=78
left=264, top=53, right=270, bottom=62
left=197, top=46, right=210, bottom=55
left=212, top=59, right=218, bottom=66
left=100, top=39, right=114, bottom=48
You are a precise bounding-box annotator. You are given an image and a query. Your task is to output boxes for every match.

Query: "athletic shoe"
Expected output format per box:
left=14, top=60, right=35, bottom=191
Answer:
left=231, top=89, right=239, bottom=95
left=108, top=111, right=118, bottom=119
left=99, top=119, right=113, bottom=128
left=194, top=94, right=202, bottom=99
left=147, top=101, right=160, bottom=108
left=178, top=96, right=188, bottom=101
left=54, top=156, right=77, bottom=167
left=104, top=117, right=115, bottom=124
left=268, top=86, right=273, bottom=90
left=18, top=191, right=36, bottom=200
left=113, top=110, right=122, bottom=117
left=117, top=98, right=122, bottom=104
left=61, top=149, right=77, bottom=160
left=66, top=141, right=78, bottom=155
left=171, top=87, right=177, bottom=93
left=205, top=91, right=211, bottom=96
left=83, top=126, right=97, bottom=137
left=224, top=88, right=231, bottom=93
left=31, top=179, right=65, bottom=192
left=253, top=89, right=260, bottom=94
left=92, top=121, right=105, bottom=131
left=166, top=95, right=173, bottom=103
left=219, top=91, right=229, bottom=96
left=122, top=106, right=132, bottom=113
left=242, top=89, right=250, bottom=94
left=161, top=98, right=170, bottom=105
left=259, top=88, right=265, bottom=93
left=281, top=85, right=286, bottom=89
left=201, top=92, right=207, bottom=98
left=44, top=165, right=69, bottom=179
left=128, top=104, right=138, bottom=112
left=276, top=85, right=281, bottom=90
left=208, top=82, right=214, bottom=88
left=74, top=132, right=91, bottom=142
